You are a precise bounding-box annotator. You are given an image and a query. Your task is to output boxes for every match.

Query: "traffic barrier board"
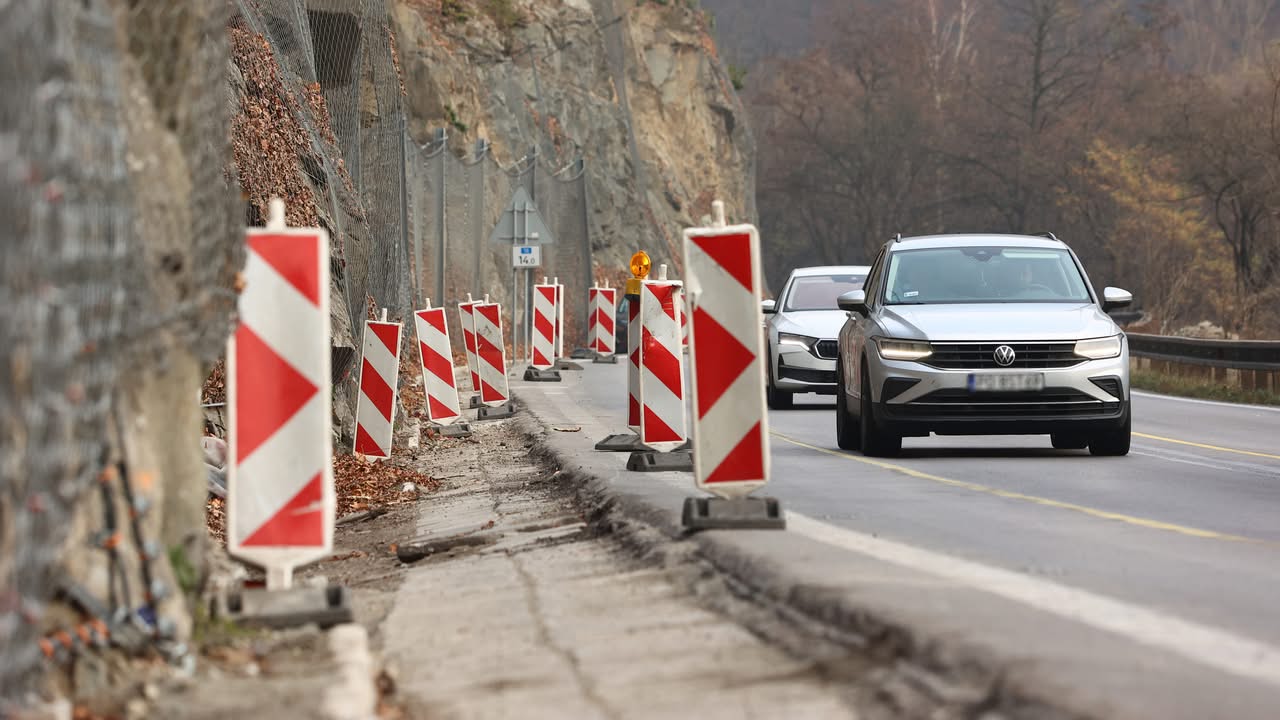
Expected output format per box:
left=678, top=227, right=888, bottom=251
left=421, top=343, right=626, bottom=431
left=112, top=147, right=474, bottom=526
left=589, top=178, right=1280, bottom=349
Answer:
left=638, top=279, right=687, bottom=452
left=474, top=302, right=510, bottom=406
left=531, top=281, right=556, bottom=370
left=458, top=297, right=481, bottom=394
left=227, top=200, right=333, bottom=587
left=627, top=294, right=641, bottom=433
left=683, top=215, right=770, bottom=497
left=414, top=303, right=462, bottom=426
left=588, top=284, right=617, bottom=355
left=355, top=319, right=402, bottom=458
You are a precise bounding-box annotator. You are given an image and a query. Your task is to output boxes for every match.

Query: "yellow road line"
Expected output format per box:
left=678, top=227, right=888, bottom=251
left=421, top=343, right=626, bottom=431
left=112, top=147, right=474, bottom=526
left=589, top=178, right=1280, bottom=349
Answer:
left=1133, top=432, right=1280, bottom=462
left=771, top=432, right=1260, bottom=544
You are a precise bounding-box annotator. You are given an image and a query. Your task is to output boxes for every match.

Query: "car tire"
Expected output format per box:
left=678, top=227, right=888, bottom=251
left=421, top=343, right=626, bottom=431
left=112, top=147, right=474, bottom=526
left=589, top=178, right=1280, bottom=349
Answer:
left=860, top=363, right=901, bottom=457
left=836, top=360, right=860, bottom=451
left=1051, top=433, right=1090, bottom=450
left=1088, top=407, right=1131, bottom=457
left=766, top=355, right=794, bottom=410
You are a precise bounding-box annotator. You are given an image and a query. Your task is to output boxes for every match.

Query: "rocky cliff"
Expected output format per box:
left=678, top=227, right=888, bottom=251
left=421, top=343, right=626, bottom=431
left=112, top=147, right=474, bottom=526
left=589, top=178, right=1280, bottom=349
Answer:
left=393, top=0, right=756, bottom=272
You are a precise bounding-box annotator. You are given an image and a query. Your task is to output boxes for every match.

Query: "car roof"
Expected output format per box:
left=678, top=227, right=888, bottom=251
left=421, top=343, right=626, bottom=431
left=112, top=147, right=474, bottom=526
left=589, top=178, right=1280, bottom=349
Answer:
left=788, top=265, right=872, bottom=278
left=888, top=234, right=1066, bottom=252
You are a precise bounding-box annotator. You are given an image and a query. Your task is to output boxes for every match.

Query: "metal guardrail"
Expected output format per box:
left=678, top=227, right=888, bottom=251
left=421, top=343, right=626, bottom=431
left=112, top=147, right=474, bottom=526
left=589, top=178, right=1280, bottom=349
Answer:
left=1125, top=333, right=1280, bottom=371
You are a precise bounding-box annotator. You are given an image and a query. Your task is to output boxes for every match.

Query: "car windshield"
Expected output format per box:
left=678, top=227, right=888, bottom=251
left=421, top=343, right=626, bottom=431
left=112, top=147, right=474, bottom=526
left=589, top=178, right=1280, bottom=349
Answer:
left=784, top=274, right=867, bottom=311
left=883, top=247, right=1091, bottom=305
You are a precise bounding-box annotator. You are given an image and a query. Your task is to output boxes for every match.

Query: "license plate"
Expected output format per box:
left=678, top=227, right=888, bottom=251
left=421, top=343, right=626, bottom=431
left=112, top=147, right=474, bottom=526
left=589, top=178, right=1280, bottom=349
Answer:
left=967, top=373, right=1044, bottom=392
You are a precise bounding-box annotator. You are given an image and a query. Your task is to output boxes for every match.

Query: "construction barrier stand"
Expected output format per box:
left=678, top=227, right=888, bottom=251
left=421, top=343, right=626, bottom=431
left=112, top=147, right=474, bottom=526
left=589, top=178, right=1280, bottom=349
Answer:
left=354, top=319, right=403, bottom=458
left=531, top=282, right=556, bottom=370
left=415, top=305, right=463, bottom=425
left=227, top=208, right=333, bottom=585
left=474, top=302, right=510, bottom=406
left=458, top=298, right=481, bottom=394
left=638, top=280, right=687, bottom=452
left=683, top=222, right=770, bottom=498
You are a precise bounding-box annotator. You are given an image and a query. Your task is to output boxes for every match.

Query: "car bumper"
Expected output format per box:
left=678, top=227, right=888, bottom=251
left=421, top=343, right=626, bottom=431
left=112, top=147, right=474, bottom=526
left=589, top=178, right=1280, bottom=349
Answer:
left=774, top=345, right=837, bottom=393
left=866, top=354, right=1129, bottom=436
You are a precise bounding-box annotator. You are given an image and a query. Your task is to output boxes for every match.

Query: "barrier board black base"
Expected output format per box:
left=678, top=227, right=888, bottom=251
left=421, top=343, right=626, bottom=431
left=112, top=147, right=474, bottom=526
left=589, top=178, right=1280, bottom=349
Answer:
left=555, top=359, right=584, bottom=371
left=592, top=354, right=619, bottom=364
left=476, top=402, right=516, bottom=421
left=467, top=394, right=483, bottom=409
left=627, top=450, right=694, bottom=472
left=570, top=347, right=594, bottom=360
left=595, top=433, right=646, bottom=452
left=682, top=496, right=785, bottom=530
left=433, top=422, right=472, bottom=438
left=523, top=367, right=563, bottom=382
left=221, top=584, right=353, bottom=629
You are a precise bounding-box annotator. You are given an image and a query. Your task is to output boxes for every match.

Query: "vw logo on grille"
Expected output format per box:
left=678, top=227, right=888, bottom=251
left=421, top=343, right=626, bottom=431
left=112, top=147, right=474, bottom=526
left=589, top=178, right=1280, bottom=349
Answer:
left=993, top=345, right=1017, bottom=366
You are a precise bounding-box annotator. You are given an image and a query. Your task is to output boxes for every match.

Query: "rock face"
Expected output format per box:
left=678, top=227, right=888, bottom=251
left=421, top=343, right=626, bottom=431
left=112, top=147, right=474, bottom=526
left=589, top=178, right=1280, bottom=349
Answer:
left=392, top=0, right=756, bottom=271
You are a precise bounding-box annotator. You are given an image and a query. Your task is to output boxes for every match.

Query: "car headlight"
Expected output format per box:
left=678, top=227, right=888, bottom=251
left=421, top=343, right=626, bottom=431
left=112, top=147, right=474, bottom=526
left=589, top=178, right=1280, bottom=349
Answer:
left=1074, top=335, right=1122, bottom=359
left=778, top=332, right=817, bottom=349
left=875, top=338, right=932, bottom=361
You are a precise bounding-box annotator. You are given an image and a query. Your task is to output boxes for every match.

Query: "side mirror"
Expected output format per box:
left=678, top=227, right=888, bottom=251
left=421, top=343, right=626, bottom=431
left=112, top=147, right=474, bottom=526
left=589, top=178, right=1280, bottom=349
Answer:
left=837, top=289, right=867, bottom=315
left=1102, top=287, right=1132, bottom=312
left=761, top=299, right=777, bottom=314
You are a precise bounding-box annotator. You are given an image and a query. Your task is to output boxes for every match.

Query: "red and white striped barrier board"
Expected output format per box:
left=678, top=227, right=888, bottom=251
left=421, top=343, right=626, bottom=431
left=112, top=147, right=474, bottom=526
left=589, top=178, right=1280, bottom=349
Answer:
left=531, top=282, right=557, bottom=370
left=627, top=294, right=641, bottom=432
left=415, top=304, right=462, bottom=425
left=554, top=279, right=566, bottom=359
left=588, top=284, right=617, bottom=355
left=474, top=302, right=510, bottom=406
left=227, top=200, right=333, bottom=587
left=638, top=279, right=686, bottom=452
left=355, top=319, right=402, bottom=458
left=458, top=296, right=481, bottom=393
left=683, top=218, right=770, bottom=497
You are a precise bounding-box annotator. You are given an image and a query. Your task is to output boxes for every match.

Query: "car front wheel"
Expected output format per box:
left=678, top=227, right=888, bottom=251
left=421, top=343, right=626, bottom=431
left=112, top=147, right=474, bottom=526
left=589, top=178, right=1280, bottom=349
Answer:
left=835, top=359, right=860, bottom=450
left=860, top=363, right=901, bottom=457
left=766, top=354, right=794, bottom=410
left=1088, top=407, right=1131, bottom=456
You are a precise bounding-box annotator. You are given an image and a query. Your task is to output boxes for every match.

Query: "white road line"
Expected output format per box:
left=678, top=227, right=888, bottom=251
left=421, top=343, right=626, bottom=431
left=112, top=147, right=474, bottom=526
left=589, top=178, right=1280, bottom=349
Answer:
left=785, top=511, right=1280, bottom=688
left=1133, top=389, right=1280, bottom=414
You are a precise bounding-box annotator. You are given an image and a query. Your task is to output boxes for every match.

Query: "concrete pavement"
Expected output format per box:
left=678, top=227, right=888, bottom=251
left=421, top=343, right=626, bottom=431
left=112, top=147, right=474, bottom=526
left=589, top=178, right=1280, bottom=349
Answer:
left=514, top=361, right=1280, bottom=720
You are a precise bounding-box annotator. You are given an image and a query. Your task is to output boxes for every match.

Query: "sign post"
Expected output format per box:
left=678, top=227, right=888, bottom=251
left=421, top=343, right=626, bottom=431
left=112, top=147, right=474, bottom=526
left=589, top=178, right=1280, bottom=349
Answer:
left=491, top=187, right=556, bottom=365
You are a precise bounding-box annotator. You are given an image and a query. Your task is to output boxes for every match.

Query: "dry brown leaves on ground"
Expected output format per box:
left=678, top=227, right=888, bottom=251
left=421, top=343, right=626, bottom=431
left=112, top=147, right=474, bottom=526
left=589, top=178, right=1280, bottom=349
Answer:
left=206, top=455, right=439, bottom=542
left=206, top=497, right=227, bottom=544
left=333, top=454, right=440, bottom=516
left=202, top=360, right=227, bottom=405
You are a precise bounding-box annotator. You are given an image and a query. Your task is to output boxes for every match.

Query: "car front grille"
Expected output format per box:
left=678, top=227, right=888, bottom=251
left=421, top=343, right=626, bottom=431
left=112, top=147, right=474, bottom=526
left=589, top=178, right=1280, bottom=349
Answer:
left=814, top=340, right=839, bottom=359
left=924, top=342, right=1083, bottom=370
left=888, top=387, right=1120, bottom=419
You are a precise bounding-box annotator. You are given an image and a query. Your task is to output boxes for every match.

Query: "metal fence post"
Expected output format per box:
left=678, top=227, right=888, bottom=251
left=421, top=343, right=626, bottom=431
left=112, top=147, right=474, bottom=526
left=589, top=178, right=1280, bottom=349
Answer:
left=401, top=117, right=418, bottom=307
left=577, top=157, right=593, bottom=339
left=434, top=127, right=448, bottom=304
left=473, top=138, right=488, bottom=299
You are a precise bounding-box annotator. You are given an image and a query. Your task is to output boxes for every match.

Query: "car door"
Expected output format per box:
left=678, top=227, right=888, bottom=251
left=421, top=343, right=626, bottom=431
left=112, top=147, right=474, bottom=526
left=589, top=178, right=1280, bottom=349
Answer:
left=844, top=248, right=886, bottom=404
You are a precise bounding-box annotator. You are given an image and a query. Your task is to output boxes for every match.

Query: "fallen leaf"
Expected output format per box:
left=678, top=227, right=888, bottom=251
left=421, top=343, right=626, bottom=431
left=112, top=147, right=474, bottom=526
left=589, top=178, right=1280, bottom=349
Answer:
left=553, top=426, right=582, bottom=433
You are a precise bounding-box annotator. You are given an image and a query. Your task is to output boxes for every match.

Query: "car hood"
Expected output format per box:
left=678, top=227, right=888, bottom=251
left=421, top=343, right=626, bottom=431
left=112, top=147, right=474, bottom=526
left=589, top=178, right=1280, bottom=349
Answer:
left=878, top=303, right=1118, bottom=341
left=775, top=310, right=849, bottom=340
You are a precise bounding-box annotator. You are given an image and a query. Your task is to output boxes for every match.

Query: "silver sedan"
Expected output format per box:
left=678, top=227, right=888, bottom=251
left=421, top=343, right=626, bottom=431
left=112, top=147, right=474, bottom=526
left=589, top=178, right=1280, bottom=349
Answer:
left=763, top=266, right=869, bottom=409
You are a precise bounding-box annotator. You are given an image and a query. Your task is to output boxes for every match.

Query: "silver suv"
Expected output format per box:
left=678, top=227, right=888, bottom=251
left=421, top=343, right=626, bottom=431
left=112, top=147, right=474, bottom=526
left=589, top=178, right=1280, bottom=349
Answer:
left=835, top=234, right=1133, bottom=457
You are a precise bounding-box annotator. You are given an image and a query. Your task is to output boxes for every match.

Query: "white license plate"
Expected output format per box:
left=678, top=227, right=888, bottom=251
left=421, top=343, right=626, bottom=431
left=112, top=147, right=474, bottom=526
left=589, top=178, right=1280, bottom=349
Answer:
left=967, top=373, right=1044, bottom=392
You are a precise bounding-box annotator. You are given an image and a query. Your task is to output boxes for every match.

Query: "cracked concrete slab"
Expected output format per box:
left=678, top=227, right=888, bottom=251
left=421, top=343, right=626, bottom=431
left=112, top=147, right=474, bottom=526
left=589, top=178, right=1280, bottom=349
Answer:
left=380, top=418, right=855, bottom=719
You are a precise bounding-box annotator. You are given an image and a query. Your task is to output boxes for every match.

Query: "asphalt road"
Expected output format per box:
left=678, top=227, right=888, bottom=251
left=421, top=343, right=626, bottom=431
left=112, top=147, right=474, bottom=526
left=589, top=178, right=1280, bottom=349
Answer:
left=536, top=360, right=1280, bottom=716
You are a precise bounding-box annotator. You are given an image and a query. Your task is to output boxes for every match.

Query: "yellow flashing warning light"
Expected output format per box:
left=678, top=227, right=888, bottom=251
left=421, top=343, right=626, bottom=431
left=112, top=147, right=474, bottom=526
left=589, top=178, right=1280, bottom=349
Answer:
left=626, top=251, right=651, bottom=296
left=630, top=252, right=652, bottom=279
